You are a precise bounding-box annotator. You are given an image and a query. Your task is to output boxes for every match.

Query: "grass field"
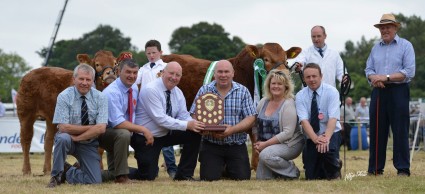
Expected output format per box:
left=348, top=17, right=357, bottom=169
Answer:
left=1, top=147, right=425, bottom=194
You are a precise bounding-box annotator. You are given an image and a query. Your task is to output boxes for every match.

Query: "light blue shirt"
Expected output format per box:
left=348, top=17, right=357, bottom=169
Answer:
left=53, top=86, right=108, bottom=125
left=102, top=78, right=138, bottom=128
left=365, top=34, right=415, bottom=83
left=295, top=83, right=341, bottom=136
left=135, top=78, right=192, bottom=137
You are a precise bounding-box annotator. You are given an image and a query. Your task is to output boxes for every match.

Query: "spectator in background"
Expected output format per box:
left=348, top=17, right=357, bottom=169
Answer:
left=340, top=97, right=355, bottom=150
left=0, top=97, right=5, bottom=117
left=355, top=97, right=369, bottom=121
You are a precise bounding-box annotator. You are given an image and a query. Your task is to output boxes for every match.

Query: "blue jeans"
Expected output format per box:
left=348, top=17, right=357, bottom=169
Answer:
left=162, top=146, right=177, bottom=174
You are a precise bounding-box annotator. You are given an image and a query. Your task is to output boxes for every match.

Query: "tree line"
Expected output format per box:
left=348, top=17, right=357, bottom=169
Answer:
left=0, top=13, right=423, bottom=103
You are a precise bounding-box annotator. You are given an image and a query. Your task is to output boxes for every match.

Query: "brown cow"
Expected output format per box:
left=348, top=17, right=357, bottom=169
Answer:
left=17, top=50, right=117, bottom=175
left=162, top=43, right=301, bottom=170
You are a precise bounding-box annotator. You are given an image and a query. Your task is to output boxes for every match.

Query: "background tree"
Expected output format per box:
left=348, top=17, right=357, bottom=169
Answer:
left=37, top=25, right=135, bottom=70
left=0, top=49, right=31, bottom=102
left=168, top=22, right=246, bottom=60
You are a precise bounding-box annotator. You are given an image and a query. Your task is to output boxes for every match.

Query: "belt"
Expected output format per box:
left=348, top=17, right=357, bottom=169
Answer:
left=384, top=83, right=408, bottom=88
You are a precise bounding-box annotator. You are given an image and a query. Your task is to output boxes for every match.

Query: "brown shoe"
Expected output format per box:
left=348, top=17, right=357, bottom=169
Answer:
left=114, top=175, right=129, bottom=184
left=60, top=162, right=72, bottom=184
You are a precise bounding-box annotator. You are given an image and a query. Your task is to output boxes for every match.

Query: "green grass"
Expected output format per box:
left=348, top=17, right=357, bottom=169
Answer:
left=1, top=147, right=425, bottom=194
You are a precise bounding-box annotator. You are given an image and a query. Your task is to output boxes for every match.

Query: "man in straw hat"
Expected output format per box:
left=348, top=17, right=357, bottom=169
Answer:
left=365, top=13, right=415, bottom=176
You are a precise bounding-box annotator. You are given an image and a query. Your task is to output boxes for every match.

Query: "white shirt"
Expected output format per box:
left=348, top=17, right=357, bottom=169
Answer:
left=295, top=45, right=345, bottom=87
left=135, top=78, right=192, bottom=137
left=135, top=59, right=167, bottom=89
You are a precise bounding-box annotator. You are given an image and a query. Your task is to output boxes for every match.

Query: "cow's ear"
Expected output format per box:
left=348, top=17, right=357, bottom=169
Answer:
left=77, top=54, right=91, bottom=64
left=244, top=45, right=260, bottom=59
left=286, top=47, right=302, bottom=59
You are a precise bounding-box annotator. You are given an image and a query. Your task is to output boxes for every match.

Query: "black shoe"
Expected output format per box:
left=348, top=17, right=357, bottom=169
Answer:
left=327, top=159, right=342, bottom=180
left=60, top=162, right=72, bottom=184
left=368, top=171, right=384, bottom=176
left=173, top=174, right=198, bottom=181
left=46, top=176, right=60, bottom=188
left=397, top=171, right=410, bottom=177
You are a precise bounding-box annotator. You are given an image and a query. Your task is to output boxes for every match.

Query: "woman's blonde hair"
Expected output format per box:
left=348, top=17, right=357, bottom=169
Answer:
left=263, top=69, right=294, bottom=100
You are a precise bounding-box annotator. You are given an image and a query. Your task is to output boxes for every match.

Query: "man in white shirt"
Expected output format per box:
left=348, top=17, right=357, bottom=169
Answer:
left=295, top=25, right=345, bottom=88
left=130, top=62, right=204, bottom=181
left=135, top=40, right=177, bottom=178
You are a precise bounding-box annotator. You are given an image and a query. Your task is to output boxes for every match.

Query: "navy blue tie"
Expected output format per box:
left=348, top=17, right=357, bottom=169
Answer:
left=310, top=91, right=320, bottom=133
left=318, top=48, right=324, bottom=58
left=150, top=62, right=155, bottom=68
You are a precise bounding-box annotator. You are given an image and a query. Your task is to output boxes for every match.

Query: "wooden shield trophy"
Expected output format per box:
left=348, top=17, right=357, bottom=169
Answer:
left=194, top=93, right=226, bottom=131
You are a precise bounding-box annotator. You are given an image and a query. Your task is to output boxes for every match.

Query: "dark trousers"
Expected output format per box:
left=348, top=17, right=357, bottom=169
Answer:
left=368, top=83, right=410, bottom=175
left=199, top=141, right=251, bottom=181
left=302, top=131, right=341, bottom=180
left=129, top=130, right=201, bottom=180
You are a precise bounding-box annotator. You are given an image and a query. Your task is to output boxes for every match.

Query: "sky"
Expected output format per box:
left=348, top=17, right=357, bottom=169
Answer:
left=1, top=0, right=424, bottom=69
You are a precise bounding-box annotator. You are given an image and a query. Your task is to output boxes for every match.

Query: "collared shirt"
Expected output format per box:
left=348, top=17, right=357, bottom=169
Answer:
left=295, top=44, right=345, bottom=87
left=189, top=80, right=257, bottom=145
left=135, top=78, right=192, bottom=137
left=295, top=83, right=341, bottom=136
left=365, top=34, right=415, bottom=83
left=135, top=59, right=167, bottom=87
left=340, top=104, right=355, bottom=121
left=102, top=78, right=138, bottom=128
left=53, top=86, right=108, bottom=125
left=355, top=105, right=369, bottom=120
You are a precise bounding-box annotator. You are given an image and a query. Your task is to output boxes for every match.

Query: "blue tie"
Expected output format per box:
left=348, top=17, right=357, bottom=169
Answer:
left=318, top=48, right=324, bottom=58
left=310, top=91, right=320, bottom=133
left=150, top=62, right=155, bottom=68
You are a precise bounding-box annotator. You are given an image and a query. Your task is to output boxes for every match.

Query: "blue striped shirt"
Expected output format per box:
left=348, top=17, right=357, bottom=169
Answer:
left=365, top=34, right=415, bottom=83
left=189, top=80, right=257, bottom=145
left=53, top=86, right=108, bottom=125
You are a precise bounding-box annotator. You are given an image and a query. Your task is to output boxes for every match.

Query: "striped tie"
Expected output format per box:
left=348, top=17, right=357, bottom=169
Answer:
left=81, top=96, right=89, bottom=125
left=165, top=90, right=172, bottom=116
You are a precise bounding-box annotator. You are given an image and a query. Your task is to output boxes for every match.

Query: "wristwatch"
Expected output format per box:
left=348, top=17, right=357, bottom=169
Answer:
left=386, top=74, right=390, bottom=82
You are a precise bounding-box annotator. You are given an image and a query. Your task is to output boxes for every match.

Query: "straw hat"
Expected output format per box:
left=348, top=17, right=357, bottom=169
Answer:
left=374, top=14, right=400, bottom=28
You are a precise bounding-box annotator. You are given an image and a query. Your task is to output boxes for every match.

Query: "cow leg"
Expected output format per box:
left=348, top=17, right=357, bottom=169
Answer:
left=43, top=119, right=57, bottom=175
left=20, top=115, right=36, bottom=175
left=98, top=148, right=105, bottom=170
left=248, top=129, right=259, bottom=171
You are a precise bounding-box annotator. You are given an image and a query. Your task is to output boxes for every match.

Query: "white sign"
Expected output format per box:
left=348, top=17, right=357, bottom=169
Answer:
left=0, top=117, right=45, bottom=153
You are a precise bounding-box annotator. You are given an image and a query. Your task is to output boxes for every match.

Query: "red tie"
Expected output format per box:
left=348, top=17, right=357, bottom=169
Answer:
left=128, top=88, right=133, bottom=123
